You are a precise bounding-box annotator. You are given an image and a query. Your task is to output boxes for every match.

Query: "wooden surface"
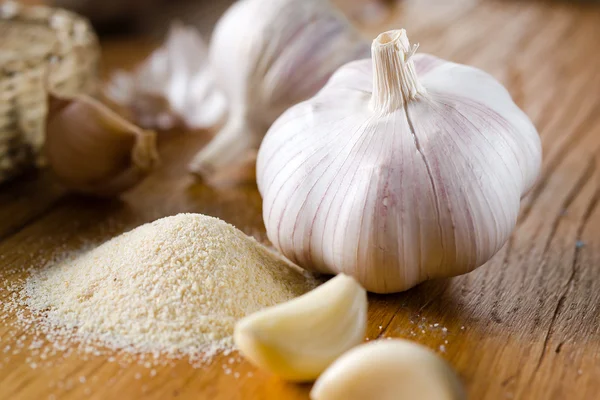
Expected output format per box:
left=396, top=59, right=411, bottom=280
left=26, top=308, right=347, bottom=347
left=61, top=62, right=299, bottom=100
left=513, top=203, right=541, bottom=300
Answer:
left=1, top=0, right=600, bottom=399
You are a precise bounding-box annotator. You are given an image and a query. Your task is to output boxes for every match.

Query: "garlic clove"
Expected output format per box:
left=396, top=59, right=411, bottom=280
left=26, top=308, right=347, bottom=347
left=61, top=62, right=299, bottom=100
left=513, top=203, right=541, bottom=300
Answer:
left=310, top=339, right=466, bottom=400
left=45, top=92, right=159, bottom=196
left=234, top=274, right=367, bottom=382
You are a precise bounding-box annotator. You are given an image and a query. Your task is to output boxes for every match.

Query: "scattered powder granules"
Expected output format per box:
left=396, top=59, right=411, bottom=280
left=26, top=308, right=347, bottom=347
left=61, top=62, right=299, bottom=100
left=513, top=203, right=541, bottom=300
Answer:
left=20, top=213, right=318, bottom=363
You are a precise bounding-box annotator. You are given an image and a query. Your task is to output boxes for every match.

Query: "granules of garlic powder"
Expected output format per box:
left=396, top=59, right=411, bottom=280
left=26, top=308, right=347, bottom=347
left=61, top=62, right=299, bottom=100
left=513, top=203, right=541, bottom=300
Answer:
left=21, top=213, right=318, bottom=362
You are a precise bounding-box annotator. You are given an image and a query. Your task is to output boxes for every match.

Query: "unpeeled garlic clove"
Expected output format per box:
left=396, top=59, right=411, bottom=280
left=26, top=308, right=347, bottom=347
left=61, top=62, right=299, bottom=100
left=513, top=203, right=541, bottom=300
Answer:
left=311, top=339, right=466, bottom=400
left=45, top=92, right=159, bottom=196
left=234, top=274, right=367, bottom=382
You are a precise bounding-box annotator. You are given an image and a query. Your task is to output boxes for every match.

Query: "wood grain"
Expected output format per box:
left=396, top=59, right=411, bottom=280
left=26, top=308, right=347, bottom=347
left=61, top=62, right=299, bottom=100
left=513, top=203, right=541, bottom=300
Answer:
left=1, top=0, right=599, bottom=399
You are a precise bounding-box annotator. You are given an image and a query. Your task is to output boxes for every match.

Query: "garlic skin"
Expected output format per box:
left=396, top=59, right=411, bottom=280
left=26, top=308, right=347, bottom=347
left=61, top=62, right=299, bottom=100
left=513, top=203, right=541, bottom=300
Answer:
left=189, top=0, right=369, bottom=177
left=234, top=274, right=367, bottom=382
left=105, top=23, right=226, bottom=130
left=45, top=93, right=159, bottom=196
left=310, top=339, right=466, bottom=400
left=257, top=29, right=542, bottom=293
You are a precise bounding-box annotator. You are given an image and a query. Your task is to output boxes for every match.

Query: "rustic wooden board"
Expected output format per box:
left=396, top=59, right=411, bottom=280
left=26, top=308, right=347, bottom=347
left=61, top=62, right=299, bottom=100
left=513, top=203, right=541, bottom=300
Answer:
left=1, top=0, right=599, bottom=399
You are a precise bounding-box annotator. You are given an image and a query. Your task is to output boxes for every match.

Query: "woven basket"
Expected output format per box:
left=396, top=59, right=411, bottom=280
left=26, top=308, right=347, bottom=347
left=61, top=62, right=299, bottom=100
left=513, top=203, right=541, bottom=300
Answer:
left=0, top=1, right=99, bottom=184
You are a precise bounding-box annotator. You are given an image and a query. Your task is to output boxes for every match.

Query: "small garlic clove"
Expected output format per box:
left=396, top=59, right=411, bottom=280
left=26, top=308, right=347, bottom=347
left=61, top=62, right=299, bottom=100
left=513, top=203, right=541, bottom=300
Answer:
left=310, top=339, right=466, bottom=400
left=45, top=92, right=159, bottom=196
left=234, top=274, right=367, bottom=382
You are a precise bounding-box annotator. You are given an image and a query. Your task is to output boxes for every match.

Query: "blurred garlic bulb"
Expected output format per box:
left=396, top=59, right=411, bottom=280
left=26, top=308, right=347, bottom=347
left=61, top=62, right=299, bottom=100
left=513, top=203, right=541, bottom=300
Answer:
left=105, top=22, right=226, bottom=130
left=189, top=0, right=369, bottom=177
left=257, top=29, right=542, bottom=293
left=45, top=93, right=159, bottom=196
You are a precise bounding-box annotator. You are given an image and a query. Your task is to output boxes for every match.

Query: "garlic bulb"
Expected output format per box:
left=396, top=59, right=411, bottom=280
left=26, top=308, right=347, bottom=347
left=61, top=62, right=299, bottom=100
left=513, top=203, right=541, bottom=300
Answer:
left=311, top=339, right=465, bottom=400
left=257, top=29, right=542, bottom=293
left=105, top=22, right=226, bottom=130
left=234, top=274, right=367, bottom=382
left=45, top=93, right=159, bottom=196
left=188, top=0, right=369, bottom=177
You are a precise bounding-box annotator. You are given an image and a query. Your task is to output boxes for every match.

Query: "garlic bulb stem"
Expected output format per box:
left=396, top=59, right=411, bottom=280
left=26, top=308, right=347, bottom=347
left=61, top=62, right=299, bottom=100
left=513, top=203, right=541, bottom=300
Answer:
left=370, top=29, right=426, bottom=114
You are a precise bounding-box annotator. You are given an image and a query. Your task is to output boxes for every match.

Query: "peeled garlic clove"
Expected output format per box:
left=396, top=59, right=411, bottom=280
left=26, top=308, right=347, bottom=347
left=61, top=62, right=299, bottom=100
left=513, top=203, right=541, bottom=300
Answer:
left=257, top=29, right=542, bottom=293
left=234, top=274, right=367, bottom=382
left=45, top=93, right=159, bottom=196
left=189, top=0, right=369, bottom=177
left=311, top=339, right=466, bottom=400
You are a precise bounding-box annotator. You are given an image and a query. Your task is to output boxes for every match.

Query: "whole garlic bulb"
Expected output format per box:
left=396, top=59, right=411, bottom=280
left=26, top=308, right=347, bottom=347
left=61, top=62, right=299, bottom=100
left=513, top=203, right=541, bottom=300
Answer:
left=257, top=29, right=542, bottom=293
left=189, top=0, right=369, bottom=177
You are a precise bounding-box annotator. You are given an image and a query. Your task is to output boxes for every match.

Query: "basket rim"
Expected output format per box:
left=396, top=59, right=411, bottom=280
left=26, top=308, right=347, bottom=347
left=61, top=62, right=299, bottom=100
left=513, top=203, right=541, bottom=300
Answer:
left=0, top=1, right=98, bottom=73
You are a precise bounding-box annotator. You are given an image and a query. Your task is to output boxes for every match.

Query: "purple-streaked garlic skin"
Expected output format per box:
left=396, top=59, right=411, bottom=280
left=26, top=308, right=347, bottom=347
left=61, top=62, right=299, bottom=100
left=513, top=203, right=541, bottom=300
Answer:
left=257, top=30, right=541, bottom=293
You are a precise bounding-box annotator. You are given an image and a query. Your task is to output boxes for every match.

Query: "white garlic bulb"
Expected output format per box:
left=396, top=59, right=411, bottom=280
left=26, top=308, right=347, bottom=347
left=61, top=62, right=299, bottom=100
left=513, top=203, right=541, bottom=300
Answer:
left=188, top=0, right=369, bottom=177
left=257, top=29, right=541, bottom=293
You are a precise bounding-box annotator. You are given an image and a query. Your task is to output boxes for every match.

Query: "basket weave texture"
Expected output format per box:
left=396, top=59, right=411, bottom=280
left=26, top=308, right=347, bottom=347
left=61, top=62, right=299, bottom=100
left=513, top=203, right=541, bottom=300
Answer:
left=0, top=1, right=99, bottom=184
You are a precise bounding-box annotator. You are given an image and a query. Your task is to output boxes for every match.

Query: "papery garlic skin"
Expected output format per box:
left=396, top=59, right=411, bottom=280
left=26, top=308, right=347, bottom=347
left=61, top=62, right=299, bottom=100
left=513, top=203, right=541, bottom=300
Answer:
left=257, top=29, right=541, bottom=293
left=189, top=0, right=369, bottom=177
left=234, top=274, right=367, bottom=382
left=310, top=339, right=466, bottom=400
left=105, top=23, right=226, bottom=131
left=45, top=93, right=159, bottom=196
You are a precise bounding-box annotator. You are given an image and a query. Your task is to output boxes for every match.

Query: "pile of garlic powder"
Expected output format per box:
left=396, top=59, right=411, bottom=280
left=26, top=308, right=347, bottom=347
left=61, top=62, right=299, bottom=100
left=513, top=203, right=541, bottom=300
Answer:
left=21, top=213, right=318, bottom=361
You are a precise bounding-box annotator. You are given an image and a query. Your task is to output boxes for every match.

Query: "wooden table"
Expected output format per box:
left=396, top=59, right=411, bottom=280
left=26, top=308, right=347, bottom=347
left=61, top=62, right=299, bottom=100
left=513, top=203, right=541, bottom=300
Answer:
left=1, top=0, right=599, bottom=398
